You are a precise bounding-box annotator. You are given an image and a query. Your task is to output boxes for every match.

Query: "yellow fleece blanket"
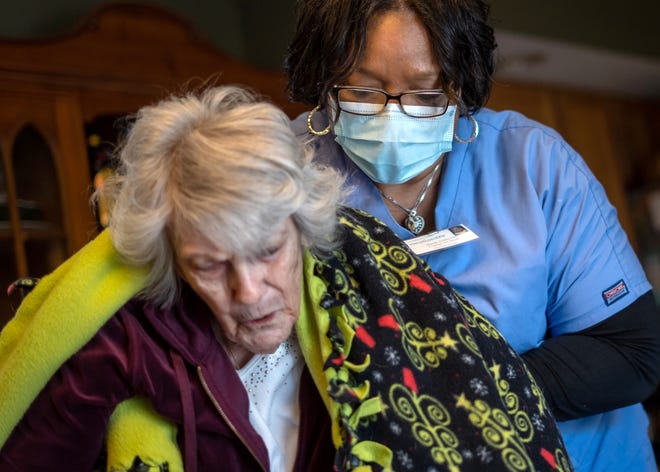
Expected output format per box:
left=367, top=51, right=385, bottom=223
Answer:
left=0, top=231, right=186, bottom=470
left=0, top=231, right=146, bottom=442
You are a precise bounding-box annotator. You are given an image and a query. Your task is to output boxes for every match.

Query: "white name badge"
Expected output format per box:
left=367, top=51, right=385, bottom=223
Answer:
left=404, top=224, right=478, bottom=256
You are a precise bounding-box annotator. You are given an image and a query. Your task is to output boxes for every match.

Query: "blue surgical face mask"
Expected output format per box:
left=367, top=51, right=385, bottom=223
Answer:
left=333, top=103, right=457, bottom=184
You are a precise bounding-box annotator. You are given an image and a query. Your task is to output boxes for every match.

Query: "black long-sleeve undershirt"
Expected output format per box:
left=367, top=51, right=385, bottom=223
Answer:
left=522, top=290, right=660, bottom=421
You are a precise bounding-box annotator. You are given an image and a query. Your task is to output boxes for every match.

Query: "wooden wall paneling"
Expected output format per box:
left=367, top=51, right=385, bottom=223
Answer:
left=488, top=81, right=560, bottom=130
left=554, top=91, right=635, bottom=243
left=606, top=98, right=660, bottom=189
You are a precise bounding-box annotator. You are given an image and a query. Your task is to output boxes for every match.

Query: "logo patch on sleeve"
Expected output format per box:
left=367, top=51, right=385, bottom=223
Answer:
left=602, top=279, right=629, bottom=306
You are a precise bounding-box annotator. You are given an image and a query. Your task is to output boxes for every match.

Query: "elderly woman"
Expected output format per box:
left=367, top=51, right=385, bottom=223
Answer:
left=0, top=86, right=571, bottom=471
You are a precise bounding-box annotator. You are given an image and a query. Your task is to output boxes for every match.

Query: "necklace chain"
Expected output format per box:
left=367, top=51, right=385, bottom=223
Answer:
left=378, top=161, right=442, bottom=235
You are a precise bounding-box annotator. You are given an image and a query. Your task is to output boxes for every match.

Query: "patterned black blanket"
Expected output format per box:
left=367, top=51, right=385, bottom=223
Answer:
left=312, top=208, right=572, bottom=471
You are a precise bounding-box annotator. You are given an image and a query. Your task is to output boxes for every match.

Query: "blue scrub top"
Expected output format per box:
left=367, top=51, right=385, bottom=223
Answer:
left=294, top=108, right=655, bottom=471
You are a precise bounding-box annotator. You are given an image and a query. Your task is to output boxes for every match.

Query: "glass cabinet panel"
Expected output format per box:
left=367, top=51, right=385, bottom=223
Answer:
left=12, top=125, right=66, bottom=276
left=13, top=126, right=63, bottom=231
left=0, top=123, right=67, bottom=328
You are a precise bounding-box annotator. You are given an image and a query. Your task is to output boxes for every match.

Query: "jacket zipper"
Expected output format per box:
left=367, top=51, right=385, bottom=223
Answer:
left=197, top=366, right=268, bottom=471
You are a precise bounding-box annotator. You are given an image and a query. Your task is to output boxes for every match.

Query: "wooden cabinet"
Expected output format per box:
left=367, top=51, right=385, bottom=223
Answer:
left=0, top=88, right=95, bottom=324
left=0, top=4, right=305, bottom=327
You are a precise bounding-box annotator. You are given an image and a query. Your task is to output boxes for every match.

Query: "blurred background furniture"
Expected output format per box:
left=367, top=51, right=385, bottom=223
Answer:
left=0, top=4, right=305, bottom=326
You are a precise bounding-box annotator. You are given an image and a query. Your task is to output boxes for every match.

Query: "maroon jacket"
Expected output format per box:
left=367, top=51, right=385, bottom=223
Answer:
left=0, top=287, right=334, bottom=471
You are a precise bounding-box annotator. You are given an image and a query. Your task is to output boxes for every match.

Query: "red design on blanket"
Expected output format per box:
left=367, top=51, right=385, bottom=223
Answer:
left=378, top=314, right=400, bottom=331
left=541, top=448, right=557, bottom=468
left=355, top=325, right=375, bottom=348
left=403, top=367, right=418, bottom=395
left=409, top=273, right=432, bottom=293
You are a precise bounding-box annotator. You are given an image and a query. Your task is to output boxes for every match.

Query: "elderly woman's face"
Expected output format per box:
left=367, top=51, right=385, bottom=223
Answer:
left=176, top=217, right=302, bottom=358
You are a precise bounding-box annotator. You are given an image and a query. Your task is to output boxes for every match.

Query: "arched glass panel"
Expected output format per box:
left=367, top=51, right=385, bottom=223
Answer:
left=12, top=125, right=66, bottom=277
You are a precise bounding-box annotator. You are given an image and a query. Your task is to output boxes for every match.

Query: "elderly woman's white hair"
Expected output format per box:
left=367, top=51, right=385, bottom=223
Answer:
left=97, top=85, right=346, bottom=307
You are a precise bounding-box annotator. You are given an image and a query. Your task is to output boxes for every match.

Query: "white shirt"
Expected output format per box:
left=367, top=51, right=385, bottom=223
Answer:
left=237, top=335, right=303, bottom=472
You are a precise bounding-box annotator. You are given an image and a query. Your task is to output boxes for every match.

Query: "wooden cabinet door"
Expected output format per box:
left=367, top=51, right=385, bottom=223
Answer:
left=0, top=88, right=95, bottom=326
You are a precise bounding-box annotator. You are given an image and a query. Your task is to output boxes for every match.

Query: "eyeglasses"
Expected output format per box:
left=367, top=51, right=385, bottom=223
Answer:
left=333, top=85, right=449, bottom=118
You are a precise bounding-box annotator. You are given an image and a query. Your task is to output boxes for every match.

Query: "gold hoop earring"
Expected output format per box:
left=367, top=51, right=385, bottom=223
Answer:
left=307, top=105, right=331, bottom=136
left=454, top=115, right=479, bottom=144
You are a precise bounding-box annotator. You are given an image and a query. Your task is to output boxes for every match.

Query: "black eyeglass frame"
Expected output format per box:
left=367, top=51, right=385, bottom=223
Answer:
left=332, top=85, right=450, bottom=118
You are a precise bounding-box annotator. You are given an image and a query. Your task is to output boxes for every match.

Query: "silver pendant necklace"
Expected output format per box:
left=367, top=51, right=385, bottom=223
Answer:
left=378, top=161, right=442, bottom=235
